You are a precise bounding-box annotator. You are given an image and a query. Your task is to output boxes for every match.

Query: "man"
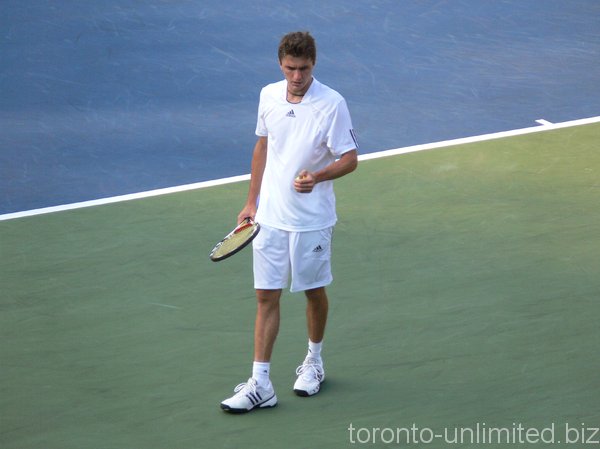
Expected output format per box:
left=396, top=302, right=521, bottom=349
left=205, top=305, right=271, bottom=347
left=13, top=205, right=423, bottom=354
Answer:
left=220, top=31, right=358, bottom=413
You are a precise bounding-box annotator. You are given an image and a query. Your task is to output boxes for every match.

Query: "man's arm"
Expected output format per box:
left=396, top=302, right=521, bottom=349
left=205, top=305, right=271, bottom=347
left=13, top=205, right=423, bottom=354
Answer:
left=294, top=149, right=358, bottom=193
left=237, top=136, right=268, bottom=223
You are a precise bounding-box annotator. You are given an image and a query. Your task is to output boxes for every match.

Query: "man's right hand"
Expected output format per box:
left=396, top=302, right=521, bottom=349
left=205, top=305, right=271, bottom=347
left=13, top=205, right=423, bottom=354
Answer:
left=237, top=204, right=257, bottom=225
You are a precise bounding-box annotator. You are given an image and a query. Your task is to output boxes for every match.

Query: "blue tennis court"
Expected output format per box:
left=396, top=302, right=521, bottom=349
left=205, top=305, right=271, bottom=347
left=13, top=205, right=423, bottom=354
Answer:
left=1, top=0, right=599, bottom=215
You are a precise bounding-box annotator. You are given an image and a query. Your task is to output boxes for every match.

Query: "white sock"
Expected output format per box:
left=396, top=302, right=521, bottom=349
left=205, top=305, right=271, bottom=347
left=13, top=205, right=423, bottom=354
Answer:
left=308, top=339, right=322, bottom=362
left=252, top=361, right=271, bottom=388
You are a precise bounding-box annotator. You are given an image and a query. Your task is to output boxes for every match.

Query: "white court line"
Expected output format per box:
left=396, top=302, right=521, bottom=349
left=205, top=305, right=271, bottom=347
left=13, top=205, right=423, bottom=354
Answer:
left=358, top=115, right=599, bottom=161
left=536, top=119, right=554, bottom=126
left=1, top=115, right=599, bottom=222
left=0, top=174, right=250, bottom=222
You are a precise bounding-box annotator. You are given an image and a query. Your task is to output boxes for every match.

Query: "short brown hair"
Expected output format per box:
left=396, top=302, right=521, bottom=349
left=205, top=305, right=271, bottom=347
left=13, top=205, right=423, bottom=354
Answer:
left=278, top=31, right=317, bottom=64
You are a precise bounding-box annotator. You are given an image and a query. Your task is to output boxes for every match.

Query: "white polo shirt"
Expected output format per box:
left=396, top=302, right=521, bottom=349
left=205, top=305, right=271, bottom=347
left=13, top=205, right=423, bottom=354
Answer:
left=254, top=78, right=358, bottom=232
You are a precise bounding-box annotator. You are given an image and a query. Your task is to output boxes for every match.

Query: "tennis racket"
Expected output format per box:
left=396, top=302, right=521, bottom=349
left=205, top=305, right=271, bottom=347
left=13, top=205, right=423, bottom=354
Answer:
left=209, top=217, right=260, bottom=262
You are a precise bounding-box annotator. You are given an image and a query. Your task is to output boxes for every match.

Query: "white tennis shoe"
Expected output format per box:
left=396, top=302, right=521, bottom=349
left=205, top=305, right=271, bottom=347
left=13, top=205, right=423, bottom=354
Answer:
left=220, top=378, right=277, bottom=413
left=293, top=357, right=325, bottom=396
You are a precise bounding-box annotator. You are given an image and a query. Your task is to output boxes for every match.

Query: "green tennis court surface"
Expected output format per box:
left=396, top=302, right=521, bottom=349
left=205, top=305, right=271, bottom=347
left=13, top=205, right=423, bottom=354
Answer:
left=2, top=123, right=599, bottom=448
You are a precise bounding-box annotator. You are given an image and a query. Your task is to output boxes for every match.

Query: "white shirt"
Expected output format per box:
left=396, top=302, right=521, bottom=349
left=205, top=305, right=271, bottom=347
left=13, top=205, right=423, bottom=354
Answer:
left=254, top=78, right=358, bottom=232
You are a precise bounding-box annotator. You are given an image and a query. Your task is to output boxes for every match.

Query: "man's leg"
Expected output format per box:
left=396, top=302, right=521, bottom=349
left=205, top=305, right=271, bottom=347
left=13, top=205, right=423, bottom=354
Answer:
left=305, top=286, right=328, bottom=343
left=220, top=288, right=281, bottom=413
left=294, top=287, right=328, bottom=396
left=254, top=289, right=282, bottom=362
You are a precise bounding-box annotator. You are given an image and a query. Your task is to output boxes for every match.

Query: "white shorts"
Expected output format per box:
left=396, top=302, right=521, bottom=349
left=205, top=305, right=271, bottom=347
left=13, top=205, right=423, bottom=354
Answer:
left=252, top=224, right=333, bottom=293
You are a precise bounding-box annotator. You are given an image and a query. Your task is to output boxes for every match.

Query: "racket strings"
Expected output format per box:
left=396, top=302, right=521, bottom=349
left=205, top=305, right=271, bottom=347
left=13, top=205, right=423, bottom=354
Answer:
left=212, top=227, right=256, bottom=258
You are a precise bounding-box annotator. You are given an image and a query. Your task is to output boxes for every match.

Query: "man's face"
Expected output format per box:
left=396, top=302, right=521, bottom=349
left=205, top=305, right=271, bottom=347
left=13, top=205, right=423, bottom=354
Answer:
left=280, top=55, right=314, bottom=97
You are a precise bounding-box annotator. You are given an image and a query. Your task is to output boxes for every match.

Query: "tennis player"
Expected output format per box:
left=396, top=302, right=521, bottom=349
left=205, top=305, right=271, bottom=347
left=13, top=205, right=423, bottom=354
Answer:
left=221, top=31, right=358, bottom=413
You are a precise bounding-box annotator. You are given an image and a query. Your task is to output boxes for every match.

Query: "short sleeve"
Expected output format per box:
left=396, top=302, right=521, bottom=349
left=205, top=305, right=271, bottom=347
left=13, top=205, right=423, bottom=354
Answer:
left=255, top=88, right=268, bottom=137
left=326, top=99, right=358, bottom=157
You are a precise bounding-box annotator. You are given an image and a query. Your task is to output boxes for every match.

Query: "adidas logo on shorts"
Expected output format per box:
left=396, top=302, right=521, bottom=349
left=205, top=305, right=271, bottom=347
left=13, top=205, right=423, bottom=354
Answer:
left=312, top=245, right=323, bottom=253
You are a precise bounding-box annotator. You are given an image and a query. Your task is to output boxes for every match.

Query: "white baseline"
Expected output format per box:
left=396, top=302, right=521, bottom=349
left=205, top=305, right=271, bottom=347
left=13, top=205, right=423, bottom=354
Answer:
left=1, top=115, right=599, bottom=222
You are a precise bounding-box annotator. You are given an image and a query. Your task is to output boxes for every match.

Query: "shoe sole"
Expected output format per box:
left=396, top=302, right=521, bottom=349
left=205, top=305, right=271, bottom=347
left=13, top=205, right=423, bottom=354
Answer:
left=293, top=388, right=312, bottom=397
left=293, top=379, right=324, bottom=397
left=220, top=394, right=278, bottom=413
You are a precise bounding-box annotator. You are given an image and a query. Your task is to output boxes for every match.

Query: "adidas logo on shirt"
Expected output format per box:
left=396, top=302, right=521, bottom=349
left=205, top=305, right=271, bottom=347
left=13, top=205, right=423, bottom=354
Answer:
left=286, top=109, right=296, bottom=118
